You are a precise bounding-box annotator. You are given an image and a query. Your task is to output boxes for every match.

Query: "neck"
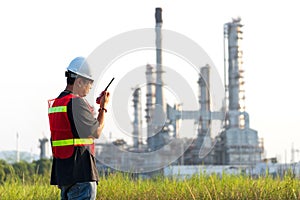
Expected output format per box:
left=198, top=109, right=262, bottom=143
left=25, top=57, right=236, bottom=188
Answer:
left=65, top=85, right=73, bottom=93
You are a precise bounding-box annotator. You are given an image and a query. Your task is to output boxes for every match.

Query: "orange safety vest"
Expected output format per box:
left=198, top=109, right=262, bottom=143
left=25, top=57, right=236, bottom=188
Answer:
left=48, top=94, right=95, bottom=159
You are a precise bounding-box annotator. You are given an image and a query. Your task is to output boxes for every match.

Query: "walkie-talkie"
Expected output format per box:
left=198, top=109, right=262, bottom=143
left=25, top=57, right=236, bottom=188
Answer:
left=96, top=77, right=114, bottom=104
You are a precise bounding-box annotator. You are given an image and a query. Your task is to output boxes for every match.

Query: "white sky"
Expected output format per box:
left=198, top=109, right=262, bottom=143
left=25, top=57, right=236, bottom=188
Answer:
left=0, top=0, right=300, bottom=163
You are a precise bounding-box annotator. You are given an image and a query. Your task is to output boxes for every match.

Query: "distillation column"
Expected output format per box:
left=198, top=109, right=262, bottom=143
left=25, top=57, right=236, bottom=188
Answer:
left=132, top=87, right=142, bottom=149
left=217, top=18, right=262, bottom=165
left=225, top=18, right=246, bottom=128
left=189, top=65, right=214, bottom=164
left=145, top=64, right=155, bottom=141
left=199, top=65, right=211, bottom=134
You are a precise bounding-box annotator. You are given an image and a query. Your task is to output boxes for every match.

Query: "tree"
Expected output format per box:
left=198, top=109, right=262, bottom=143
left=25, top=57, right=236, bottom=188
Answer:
left=33, top=158, right=52, bottom=176
left=0, top=160, right=15, bottom=184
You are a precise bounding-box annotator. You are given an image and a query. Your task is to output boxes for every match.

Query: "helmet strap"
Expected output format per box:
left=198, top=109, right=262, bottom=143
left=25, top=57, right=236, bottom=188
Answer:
left=65, top=71, right=77, bottom=79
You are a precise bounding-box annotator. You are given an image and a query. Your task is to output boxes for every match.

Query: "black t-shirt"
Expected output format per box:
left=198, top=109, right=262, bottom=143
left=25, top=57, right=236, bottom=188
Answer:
left=50, top=91, right=100, bottom=186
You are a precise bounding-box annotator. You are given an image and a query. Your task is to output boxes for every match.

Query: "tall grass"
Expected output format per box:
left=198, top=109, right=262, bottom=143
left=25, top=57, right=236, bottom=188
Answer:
left=1, top=172, right=300, bottom=199
left=0, top=174, right=59, bottom=200
left=97, top=173, right=300, bottom=200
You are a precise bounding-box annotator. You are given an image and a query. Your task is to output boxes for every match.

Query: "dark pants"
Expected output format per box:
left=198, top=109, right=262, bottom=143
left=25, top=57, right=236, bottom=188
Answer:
left=60, top=182, right=97, bottom=200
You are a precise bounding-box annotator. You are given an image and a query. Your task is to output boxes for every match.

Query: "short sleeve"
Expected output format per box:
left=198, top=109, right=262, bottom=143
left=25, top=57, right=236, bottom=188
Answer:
left=70, top=98, right=99, bottom=138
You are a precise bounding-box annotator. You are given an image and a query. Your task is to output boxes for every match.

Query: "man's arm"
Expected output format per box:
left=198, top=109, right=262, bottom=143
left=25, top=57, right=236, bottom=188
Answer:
left=94, top=91, right=110, bottom=138
left=71, top=91, right=110, bottom=139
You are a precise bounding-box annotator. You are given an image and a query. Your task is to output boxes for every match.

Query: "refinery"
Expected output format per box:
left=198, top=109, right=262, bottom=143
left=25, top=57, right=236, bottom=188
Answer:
left=94, top=7, right=265, bottom=175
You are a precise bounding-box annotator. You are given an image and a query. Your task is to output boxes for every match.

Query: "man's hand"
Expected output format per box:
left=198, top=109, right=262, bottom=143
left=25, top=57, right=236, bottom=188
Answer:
left=99, top=91, right=110, bottom=109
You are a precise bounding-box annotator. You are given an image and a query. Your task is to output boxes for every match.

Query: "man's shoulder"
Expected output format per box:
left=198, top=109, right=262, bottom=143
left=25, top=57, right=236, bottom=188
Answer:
left=57, top=91, right=71, bottom=98
left=68, top=96, right=90, bottom=111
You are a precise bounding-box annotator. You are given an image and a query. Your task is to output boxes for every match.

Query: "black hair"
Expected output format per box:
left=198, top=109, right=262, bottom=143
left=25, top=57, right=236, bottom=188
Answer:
left=65, top=71, right=76, bottom=85
left=67, top=77, right=76, bottom=85
left=65, top=71, right=93, bottom=85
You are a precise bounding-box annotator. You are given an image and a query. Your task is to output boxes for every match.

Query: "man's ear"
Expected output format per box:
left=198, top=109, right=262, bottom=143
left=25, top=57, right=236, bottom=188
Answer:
left=74, top=78, right=82, bottom=88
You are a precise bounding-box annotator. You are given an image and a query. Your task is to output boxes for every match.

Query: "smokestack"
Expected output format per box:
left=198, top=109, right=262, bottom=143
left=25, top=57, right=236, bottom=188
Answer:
left=154, top=7, right=165, bottom=112
left=155, top=7, right=163, bottom=23
left=147, top=8, right=168, bottom=151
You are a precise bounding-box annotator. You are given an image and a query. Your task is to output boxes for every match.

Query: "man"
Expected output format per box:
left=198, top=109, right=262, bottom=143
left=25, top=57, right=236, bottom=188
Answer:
left=48, top=57, right=110, bottom=199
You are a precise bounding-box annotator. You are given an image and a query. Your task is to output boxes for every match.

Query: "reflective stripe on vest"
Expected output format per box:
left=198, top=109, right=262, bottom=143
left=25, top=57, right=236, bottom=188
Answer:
left=52, top=138, right=94, bottom=147
left=48, top=94, right=96, bottom=158
left=48, top=106, right=67, bottom=114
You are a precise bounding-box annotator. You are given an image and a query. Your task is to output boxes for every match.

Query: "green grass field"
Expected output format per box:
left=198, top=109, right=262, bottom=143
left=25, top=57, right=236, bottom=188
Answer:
left=1, top=172, right=300, bottom=200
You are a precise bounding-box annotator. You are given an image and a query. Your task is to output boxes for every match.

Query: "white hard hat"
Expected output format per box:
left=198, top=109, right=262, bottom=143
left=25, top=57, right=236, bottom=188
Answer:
left=66, top=57, right=93, bottom=81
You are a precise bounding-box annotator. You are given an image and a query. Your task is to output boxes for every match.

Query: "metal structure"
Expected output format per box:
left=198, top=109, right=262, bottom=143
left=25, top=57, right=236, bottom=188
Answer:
left=145, top=64, right=155, bottom=142
left=214, top=18, right=262, bottom=166
left=146, top=8, right=170, bottom=151
left=39, top=137, right=48, bottom=159
left=96, top=9, right=264, bottom=169
left=132, top=87, right=142, bottom=149
left=154, top=7, right=165, bottom=111
left=166, top=65, right=219, bottom=164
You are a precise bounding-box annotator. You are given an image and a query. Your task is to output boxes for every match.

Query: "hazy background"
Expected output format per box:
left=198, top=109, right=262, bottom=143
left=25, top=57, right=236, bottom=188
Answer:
left=0, top=0, right=299, bottom=163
